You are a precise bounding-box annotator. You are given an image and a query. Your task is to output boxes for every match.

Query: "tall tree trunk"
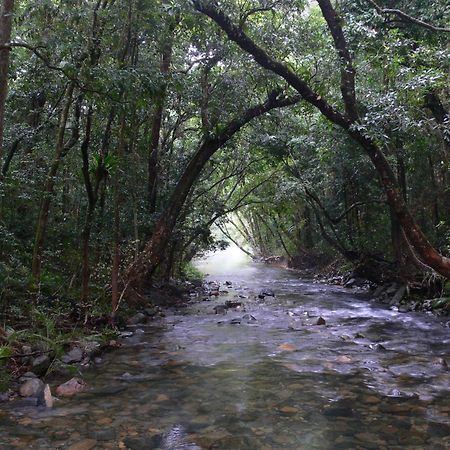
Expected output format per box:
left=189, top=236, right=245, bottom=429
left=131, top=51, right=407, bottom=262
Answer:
left=81, top=205, right=94, bottom=304
left=147, top=18, right=176, bottom=214
left=31, top=83, right=75, bottom=286
left=80, top=108, right=114, bottom=303
left=0, top=0, right=14, bottom=165
left=111, top=115, right=126, bottom=317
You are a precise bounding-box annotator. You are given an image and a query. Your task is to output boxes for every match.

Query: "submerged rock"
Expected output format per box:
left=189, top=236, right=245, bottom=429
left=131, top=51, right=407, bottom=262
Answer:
left=56, top=377, right=87, bottom=397
left=67, top=439, right=98, bottom=450
left=243, top=314, right=257, bottom=323
left=432, top=357, right=448, bottom=369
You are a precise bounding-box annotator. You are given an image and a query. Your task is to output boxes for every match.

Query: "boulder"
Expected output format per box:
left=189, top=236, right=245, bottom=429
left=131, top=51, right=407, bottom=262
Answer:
left=56, top=377, right=87, bottom=397
left=37, top=383, right=53, bottom=408
left=390, top=285, right=406, bottom=306
left=19, top=378, right=44, bottom=398
left=32, top=354, right=51, bottom=376
left=62, top=347, right=83, bottom=364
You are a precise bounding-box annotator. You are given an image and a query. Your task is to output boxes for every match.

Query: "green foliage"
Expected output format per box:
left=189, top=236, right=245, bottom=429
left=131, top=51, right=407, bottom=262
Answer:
left=178, top=262, right=204, bottom=281
left=0, top=0, right=449, bottom=336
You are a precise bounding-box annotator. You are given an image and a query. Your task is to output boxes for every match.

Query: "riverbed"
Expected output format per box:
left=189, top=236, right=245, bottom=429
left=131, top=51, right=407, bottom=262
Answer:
left=1, top=257, right=449, bottom=449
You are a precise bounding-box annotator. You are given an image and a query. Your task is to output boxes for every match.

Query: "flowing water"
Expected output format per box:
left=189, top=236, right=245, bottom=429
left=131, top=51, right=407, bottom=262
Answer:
left=1, top=248, right=450, bottom=449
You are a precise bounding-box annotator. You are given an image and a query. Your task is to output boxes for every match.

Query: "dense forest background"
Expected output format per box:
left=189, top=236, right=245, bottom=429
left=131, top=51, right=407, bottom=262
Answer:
left=0, top=0, right=449, bottom=319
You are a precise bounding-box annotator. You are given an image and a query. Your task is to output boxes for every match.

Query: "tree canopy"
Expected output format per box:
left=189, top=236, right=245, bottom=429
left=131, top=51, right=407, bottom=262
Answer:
left=0, top=0, right=449, bottom=314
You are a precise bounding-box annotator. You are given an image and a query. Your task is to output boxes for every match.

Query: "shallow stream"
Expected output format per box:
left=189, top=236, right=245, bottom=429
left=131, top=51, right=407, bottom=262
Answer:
left=1, top=254, right=449, bottom=449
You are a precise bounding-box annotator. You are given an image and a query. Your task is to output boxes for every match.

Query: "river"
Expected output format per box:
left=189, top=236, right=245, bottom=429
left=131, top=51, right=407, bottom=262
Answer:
left=1, top=249, right=449, bottom=449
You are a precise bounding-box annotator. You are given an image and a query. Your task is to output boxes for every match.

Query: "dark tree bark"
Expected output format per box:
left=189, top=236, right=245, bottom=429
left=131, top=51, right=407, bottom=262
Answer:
left=193, top=0, right=450, bottom=279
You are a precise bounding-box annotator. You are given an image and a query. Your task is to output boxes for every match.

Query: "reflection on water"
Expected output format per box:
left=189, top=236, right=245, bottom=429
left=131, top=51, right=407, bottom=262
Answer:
left=1, top=248, right=449, bottom=449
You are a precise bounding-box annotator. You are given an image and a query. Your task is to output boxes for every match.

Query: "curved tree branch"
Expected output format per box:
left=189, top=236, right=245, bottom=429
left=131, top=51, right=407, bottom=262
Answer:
left=366, top=0, right=450, bottom=33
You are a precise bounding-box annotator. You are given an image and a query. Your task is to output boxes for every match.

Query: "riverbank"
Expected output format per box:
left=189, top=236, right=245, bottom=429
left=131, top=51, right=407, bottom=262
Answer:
left=0, top=281, right=198, bottom=405
left=264, top=255, right=450, bottom=319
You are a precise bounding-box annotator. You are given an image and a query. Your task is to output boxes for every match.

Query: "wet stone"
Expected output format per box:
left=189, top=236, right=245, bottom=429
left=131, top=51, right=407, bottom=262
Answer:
left=67, top=439, right=98, bottom=450
left=31, top=354, right=51, bottom=376
left=56, top=377, right=87, bottom=397
left=62, top=347, right=83, bottom=364
left=89, top=428, right=116, bottom=441
left=19, top=378, right=44, bottom=397
left=316, top=317, right=326, bottom=326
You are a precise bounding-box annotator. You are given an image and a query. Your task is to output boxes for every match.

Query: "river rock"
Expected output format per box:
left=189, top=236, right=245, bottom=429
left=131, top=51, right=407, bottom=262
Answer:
left=32, top=354, right=51, bottom=376
left=67, top=439, right=98, bottom=450
left=144, top=307, right=157, bottom=317
left=213, top=305, right=227, bottom=314
left=89, top=428, right=116, bottom=441
left=37, top=383, right=53, bottom=408
left=19, top=371, right=38, bottom=382
left=243, top=314, right=257, bottom=323
left=19, top=378, right=44, bottom=397
left=56, top=377, right=87, bottom=397
left=225, top=300, right=242, bottom=308
left=390, top=285, right=406, bottom=305
left=62, top=347, right=83, bottom=364
left=369, top=343, right=386, bottom=351
left=432, top=357, right=448, bottom=369
left=316, top=317, right=326, bottom=325
left=127, top=312, right=147, bottom=325
left=279, top=406, right=299, bottom=414
left=258, top=289, right=275, bottom=299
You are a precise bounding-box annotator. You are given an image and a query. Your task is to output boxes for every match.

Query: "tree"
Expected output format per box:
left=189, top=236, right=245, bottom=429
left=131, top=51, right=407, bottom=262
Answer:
left=193, top=0, right=450, bottom=279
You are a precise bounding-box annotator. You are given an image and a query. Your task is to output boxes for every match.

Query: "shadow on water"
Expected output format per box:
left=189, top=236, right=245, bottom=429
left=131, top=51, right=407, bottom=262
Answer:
left=1, top=246, right=449, bottom=449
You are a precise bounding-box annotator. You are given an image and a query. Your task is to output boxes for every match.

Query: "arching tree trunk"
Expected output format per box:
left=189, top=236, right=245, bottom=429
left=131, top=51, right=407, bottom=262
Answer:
left=194, top=0, right=450, bottom=280
left=125, top=92, right=300, bottom=291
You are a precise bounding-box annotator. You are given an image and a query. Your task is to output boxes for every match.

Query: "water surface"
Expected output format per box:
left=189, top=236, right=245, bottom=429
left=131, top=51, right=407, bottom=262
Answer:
left=1, top=254, right=449, bottom=449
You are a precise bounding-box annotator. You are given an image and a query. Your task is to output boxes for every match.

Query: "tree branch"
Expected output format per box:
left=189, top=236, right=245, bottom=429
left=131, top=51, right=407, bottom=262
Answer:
left=192, top=0, right=350, bottom=128
left=317, top=0, right=358, bottom=121
left=366, top=0, right=450, bottom=33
